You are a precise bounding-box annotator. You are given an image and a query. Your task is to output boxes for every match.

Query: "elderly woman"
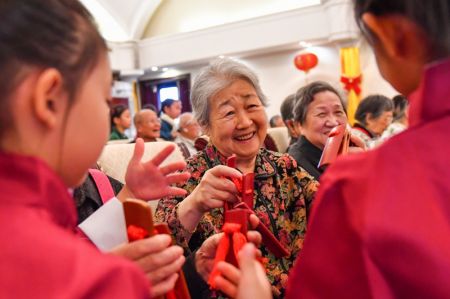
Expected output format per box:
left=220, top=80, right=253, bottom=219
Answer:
left=288, top=81, right=348, bottom=182
left=351, top=94, right=394, bottom=148
left=155, top=58, right=318, bottom=298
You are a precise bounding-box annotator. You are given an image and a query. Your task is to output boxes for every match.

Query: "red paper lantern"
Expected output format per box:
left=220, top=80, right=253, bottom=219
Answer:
left=294, top=53, right=318, bottom=72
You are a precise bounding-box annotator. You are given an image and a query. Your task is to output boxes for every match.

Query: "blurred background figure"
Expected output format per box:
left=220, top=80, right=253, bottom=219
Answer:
left=280, top=94, right=301, bottom=151
left=380, top=94, right=409, bottom=141
left=351, top=94, right=393, bottom=148
left=174, top=112, right=202, bottom=157
left=269, top=114, right=285, bottom=128
left=109, top=104, right=131, bottom=140
left=142, top=103, right=158, bottom=114
left=134, top=109, right=161, bottom=142
left=160, top=99, right=182, bottom=141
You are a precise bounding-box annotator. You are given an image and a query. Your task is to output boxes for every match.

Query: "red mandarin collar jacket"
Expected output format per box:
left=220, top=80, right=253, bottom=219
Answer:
left=0, top=152, right=150, bottom=298
left=287, top=58, right=450, bottom=298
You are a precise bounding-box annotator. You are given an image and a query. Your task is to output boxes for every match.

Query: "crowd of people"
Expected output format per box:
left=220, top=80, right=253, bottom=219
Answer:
left=1, top=0, right=449, bottom=298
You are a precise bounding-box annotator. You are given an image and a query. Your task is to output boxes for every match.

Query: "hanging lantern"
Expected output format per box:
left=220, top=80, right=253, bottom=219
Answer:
left=294, top=53, right=318, bottom=73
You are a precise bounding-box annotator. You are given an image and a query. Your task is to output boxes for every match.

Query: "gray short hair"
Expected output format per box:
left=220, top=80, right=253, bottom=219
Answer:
left=354, top=94, right=394, bottom=126
left=294, top=81, right=346, bottom=125
left=190, top=58, right=268, bottom=127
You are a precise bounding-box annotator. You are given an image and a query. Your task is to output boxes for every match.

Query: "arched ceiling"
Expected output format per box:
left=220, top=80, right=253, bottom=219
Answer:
left=80, top=0, right=162, bottom=42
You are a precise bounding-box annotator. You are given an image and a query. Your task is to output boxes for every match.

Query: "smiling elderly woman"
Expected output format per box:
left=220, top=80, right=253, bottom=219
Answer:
left=288, top=81, right=348, bottom=181
left=155, top=58, right=318, bottom=298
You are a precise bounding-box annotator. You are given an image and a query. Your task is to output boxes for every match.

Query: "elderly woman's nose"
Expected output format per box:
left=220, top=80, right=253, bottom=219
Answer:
left=325, top=115, right=340, bottom=127
left=236, top=111, right=253, bottom=127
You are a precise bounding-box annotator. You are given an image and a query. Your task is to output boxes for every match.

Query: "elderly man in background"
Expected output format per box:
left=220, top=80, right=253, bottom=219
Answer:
left=174, top=112, right=201, bottom=157
left=269, top=115, right=285, bottom=128
left=134, top=109, right=161, bottom=142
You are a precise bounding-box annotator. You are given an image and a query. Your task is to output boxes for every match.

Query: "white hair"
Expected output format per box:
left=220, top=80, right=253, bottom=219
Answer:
left=190, top=58, right=268, bottom=127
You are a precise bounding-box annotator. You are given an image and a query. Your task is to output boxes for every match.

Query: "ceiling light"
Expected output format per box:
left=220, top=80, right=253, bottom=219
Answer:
left=151, top=66, right=159, bottom=71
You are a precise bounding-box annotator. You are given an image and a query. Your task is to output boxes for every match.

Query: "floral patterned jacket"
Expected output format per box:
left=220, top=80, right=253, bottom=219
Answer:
left=155, top=144, right=318, bottom=297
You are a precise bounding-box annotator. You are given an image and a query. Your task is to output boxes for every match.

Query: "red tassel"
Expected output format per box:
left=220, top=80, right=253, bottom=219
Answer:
left=208, top=231, right=231, bottom=288
left=232, top=232, right=247, bottom=258
left=127, top=225, right=149, bottom=242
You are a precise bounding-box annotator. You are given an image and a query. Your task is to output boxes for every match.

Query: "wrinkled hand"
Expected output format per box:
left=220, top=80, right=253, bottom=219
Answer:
left=110, top=234, right=185, bottom=298
left=177, top=165, right=242, bottom=232
left=195, top=215, right=261, bottom=282
left=124, top=138, right=191, bottom=200
left=187, top=165, right=242, bottom=213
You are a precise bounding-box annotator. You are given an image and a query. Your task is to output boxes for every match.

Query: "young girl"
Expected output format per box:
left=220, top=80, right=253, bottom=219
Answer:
left=228, top=0, right=450, bottom=298
left=109, top=104, right=132, bottom=140
left=0, top=1, right=189, bottom=297
left=159, top=99, right=182, bottom=141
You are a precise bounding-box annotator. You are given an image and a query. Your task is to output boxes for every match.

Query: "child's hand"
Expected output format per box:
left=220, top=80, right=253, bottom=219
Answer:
left=110, top=234, right=185, bottom=298
left=235, top=244, right=272, bottom=299
left=123, top=138, right=190, bottom=201
left=209, top=243, right=272, bottom=299
left=195, top=216, right=262, bottom=282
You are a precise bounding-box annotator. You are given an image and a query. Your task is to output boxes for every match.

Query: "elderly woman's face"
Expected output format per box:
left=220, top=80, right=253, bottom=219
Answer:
left=206, top=79, right=267, bottom=160
left=366, top=110, right=393, bottom=135
left=297, top=91, right=347, bottom=150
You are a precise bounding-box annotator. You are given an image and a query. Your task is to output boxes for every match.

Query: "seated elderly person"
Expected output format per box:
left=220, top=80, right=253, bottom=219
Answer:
left=174, top=112, right=201, bottom=157
left=288, top=81, right=348, bottom=181
left=155, top=58, right=318, bottom=298
left=288, top=82, right=365, bottom=186
left=269, top=114, right=285, bottom=128
left=351, top=94, right=394, bottom=149
left=134, top=109, right=161, bottom=142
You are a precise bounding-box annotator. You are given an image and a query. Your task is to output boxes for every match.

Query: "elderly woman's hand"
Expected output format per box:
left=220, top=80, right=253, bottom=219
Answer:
left=177, top=165, right=242, bottom=231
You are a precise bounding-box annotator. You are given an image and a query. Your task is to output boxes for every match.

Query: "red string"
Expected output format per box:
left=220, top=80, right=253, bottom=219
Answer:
left=208, top=223, right=247, bottom=289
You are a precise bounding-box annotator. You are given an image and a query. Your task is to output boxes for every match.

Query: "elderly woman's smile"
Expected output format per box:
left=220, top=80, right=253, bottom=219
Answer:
left=234, top=131, right=256, bottom=141
left=206, top=79, right=268, bottom=164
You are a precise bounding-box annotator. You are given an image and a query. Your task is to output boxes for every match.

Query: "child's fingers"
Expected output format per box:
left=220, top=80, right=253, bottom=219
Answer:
left=129, top=138, right=145, bottom=164
left=110, top=234, right=172, bottom=261
left=216, top=261, right=241, bottom=285
left=158, top=161, right=187, bottom=175
left=214, top=275, right=238, bottom=299
left=149, top=273, right=179, bottom=298
left=165, top=172, right=191, bottom=184
left=238, top=243, right=258, bottom=272
left=166, top=187, right=188, bottom=197
left=150, top=144, right=175, bottom=166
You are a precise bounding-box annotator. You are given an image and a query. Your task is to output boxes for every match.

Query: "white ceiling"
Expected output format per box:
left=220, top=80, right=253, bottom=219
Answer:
left=80, top=0, right=162, bottom=41
left=81, top=0, right=321, bottom=42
